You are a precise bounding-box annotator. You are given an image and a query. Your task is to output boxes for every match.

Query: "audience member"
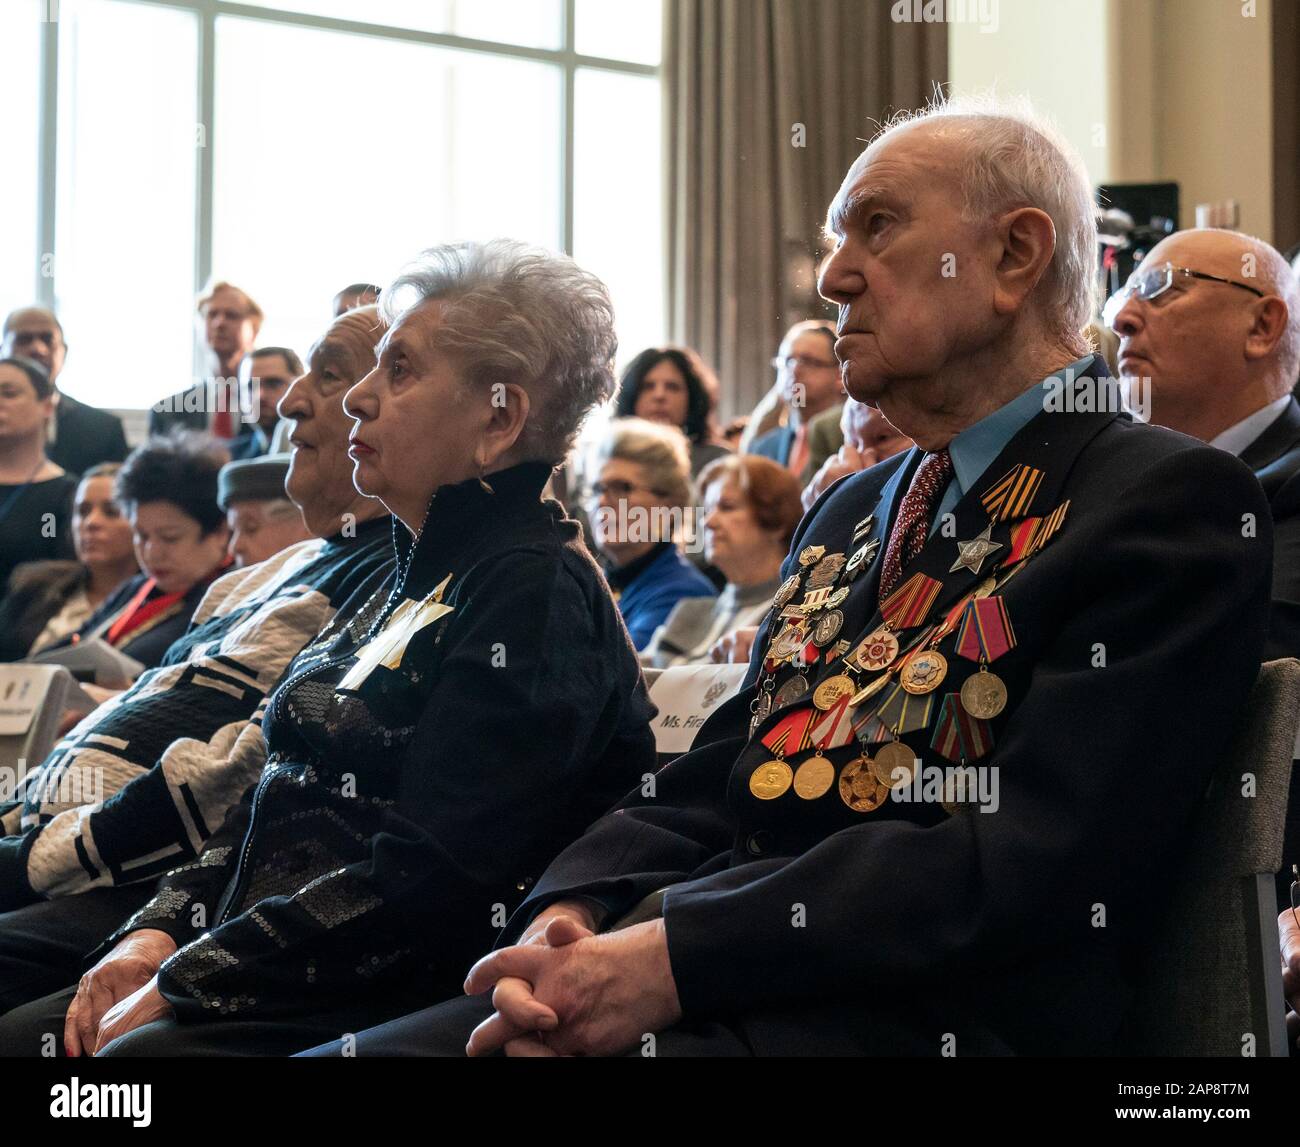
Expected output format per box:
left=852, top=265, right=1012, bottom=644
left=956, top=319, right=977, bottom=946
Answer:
left=0, top=241, right=655, bottom=1057
left=643, top=454, right=802, bottom=668
left=1107, top=228, right=1300, bottom=660
left=613, top=347, right=730, bottom=476
left=0, top=307, right=397, bottom=1016
left=228, top=346, right=303, bottom=461
left=310, top=96, right=1271, bottom=1059
left=1, top=307, right=128, bottom=476
left=0, top=463, right=138, bottom=660
left=333, top=283, right=381, bottom=316
left=0, top=357, right=77, bottom=600
left=150, top=281, right=262, bottom=439
left=218, top=454, right=311, bottom=567
left=587, top=418, right=717, bottom=651
left=50, top=435, right=232, bottom=671
left=747, top=320, right=843, bottom=478
left=802, top=398, right=914, bottom=510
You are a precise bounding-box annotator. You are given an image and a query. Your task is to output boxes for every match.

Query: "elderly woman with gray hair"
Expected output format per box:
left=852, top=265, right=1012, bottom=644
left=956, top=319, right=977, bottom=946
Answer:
left=585, top=417, right=717, bottom=651
left=32, top=240, right=656, bottom=1057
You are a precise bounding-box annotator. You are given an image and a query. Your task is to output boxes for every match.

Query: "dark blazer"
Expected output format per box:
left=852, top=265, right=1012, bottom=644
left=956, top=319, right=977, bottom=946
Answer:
left=1238, top=396, right=1300, bottom=661
left=509, top=357, right=1272, bottom=1055
left=748, top=423, right=795, bottom=468
left=0, top=560, right=89, bottom=661
left=48, top=393, right=129, bottom=477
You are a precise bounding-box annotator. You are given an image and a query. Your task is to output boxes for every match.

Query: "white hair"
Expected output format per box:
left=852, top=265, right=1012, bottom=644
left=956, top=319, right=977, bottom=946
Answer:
left=381, top=240, right=618, bottom=464
left=872, top=92, right=1098, bottom=347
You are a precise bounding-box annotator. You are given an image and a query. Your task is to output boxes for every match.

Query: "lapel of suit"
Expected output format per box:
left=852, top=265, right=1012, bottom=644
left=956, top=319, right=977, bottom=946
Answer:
left=1239, top=396, right=1300, bottom=471
left=840, top=358, right=1123, bottom=652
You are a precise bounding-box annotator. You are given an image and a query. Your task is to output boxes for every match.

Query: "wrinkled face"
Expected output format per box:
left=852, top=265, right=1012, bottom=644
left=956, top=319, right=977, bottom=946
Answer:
left=2, top=314, right=66, bottom=383
left=702, top=477, right=781, bottom=576
left=72, top=475, right=136, bottom=569
left=634, top=360, right=690, bottom=429
left=279, top=320, right=381, bottom=533
left=0, top=363, right=53, bottom=441
left=819, top=124, right=999, bottom=404
left=775, top=329, right=841, bottom=414
left=344, top=300, right=485, bottom=528
left=129, top=500, right=229, bottom=595
left=587, top=457, right=671, bottom=558
left=248, top=352, right=297, bottom=432
left=226, top=500, right=309, bottom=568
left=1109, top=232, right=1268, bottom=425
left=203, top=287, right=258, bottom=364
left=842, top=399, right=912, bottom=460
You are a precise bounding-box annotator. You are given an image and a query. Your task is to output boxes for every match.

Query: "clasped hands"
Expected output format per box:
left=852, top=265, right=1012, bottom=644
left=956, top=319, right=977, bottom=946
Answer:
left=463, top=901, right=682, bottom=1057
left=63, top=928, right=177, bottom=1056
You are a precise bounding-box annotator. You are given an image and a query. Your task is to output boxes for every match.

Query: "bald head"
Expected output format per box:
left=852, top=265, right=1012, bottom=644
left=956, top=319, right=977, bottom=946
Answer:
left=2, top=307, right=67, bottom=385
left=1109, top=228, right=1300, bottom=442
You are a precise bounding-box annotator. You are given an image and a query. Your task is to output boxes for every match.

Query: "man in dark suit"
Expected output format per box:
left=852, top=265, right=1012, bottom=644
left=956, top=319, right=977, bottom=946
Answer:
left=303, top=100, right=1272, bottom=1058
left=747, top=321, right=843, bottom=480
left=1108, top=227, right=1300, bottom=661
left=1, top=307, right=128, bottom=476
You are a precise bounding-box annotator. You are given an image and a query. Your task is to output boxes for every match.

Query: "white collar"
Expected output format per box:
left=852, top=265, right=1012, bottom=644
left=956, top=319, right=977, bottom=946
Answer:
left=1209, top=396, right=1292, bottom=457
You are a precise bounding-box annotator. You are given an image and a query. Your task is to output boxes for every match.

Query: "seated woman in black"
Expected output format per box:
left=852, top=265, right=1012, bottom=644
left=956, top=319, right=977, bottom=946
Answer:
left=33, top=240, right=655, bottom=1057
left=53, top=434, right=231, bottom=675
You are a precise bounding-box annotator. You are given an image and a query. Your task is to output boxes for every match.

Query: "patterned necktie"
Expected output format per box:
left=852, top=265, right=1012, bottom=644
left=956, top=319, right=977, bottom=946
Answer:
left=877, top=448, right=953, bottom=601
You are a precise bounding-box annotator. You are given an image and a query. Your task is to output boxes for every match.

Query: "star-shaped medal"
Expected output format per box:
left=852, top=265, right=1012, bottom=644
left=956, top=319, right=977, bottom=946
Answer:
left=949, top=522, right=1003, bottom=575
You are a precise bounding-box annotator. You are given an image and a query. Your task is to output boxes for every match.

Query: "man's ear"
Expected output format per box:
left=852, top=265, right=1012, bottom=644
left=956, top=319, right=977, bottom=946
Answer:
left=991, top=206, right=1057, bottom=318
left=1243, top=296, right=1290, bottom=363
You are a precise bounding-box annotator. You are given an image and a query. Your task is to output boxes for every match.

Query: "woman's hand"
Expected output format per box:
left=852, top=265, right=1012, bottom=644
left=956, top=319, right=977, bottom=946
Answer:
left=709, top=625, right=759, bottom=665
left=91, top=978, right=173, bottom=1055
left=64, top=929, right=177, bottom=1057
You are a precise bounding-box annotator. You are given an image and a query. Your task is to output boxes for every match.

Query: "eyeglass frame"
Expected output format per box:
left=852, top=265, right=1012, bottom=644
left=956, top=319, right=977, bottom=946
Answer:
left=771, top=353, right=839, bottom=372
left=581, top=478, right=669, bottom=504
left=1103, top=261, right=1267, bottom=329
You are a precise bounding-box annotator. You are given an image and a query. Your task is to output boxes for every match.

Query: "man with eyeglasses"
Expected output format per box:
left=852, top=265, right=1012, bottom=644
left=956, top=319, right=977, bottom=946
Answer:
left=748, top=320, right=844, bottom=480
left=226, top=346, right=303, bottom=461
left=1106, top=229, right=1300, bottom=662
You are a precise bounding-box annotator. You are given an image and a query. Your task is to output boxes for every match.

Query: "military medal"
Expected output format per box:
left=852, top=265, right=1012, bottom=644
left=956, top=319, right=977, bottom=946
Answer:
left=838, top=755, right=888, bottom=813
left=798, top=544, right=826, bottom=567
left=773, top=574, right=801, bottom=608
left=844, top=538, right=880, bottom=582
left=871, top=740, right=918, bottom=789
left=931, top=693, right=994, bottom=763
left=960, top=668, right=1007, bottom=719
left=950, top=522, right=1003, bottom=575
left=980, top=463, right=1044, bottom=523
left=848, top=671, right=894, bottom=708
left=749, top=759, right=794, bottom=800
left=812, top=609, right=844, bottom=647
left=812, top=673, right=856, bottom=710
left=851, top=628, right=899, bottom=672
left=805, top=552, right=847, bottom=590
left=899, top=648, right=947, bottom=695
left=769, top=620, right=807, bottom=663
left=852, top=514, right=875, bottom=544
left=875, top=681, right=937, bottom=734
left=793, top=755, right=836, bottom=800
left=772, top=673, right=809, bottom=709
left=879, top=572, right=943, bottom=631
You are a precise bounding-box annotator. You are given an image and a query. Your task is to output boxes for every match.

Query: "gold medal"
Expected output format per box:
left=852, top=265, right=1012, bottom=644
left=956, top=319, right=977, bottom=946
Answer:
left=812, top=609, right=844, bottom=647
left=769, top=622, right=805, bottom=663
left=899, top=649, right=947, bottom=695
left=772, top=674, right=809, bottom=708
left=972, top=576, right=997, bottom=599
left=838, top=756, right=888, bottom=812
left=960, top=667, right=1007, bottom=719
left=871, top=741, right=918, bottom=788
left=798, top=545, right=826, bottom=568
left=812, top=673, right=856, bottom=710
left=849, top=671, right=894, bottom=707
left=806, top=553, right=847, bottom=590
left=824, top=586, right=851, bottom=610
left=852, top=628, right=900, bottom=672
left=774, top=574, right=801, bottom=608
left=748, top=759, right=793, bottom=800
left=793, top=755, right=836, bottom=799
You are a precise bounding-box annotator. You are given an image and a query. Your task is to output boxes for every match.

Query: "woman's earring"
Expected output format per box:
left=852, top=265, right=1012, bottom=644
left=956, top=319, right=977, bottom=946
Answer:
left=477, top=459, right=495, bottom=495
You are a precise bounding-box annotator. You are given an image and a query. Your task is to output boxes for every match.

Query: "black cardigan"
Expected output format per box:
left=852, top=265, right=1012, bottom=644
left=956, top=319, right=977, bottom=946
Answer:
left=113, top=461, right=656, bottom=1020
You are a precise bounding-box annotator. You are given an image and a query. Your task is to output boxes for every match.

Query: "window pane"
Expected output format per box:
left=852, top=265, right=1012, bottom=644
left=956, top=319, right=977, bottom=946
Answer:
left=573, top=68, right=663, bottom=372
left=232, top=0, right=561, bottom=50
left=54, top=0, right=198, bottom=410
left=576, top=0, right=662, bottom=65
left=0, top=0, right=42, bottom=318
left=212, top=16, right=562, bottom=370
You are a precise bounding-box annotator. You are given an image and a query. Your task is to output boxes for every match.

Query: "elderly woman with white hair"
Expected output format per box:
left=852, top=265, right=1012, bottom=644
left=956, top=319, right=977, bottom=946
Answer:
left=35, top=241, right=656, bottom=1057
left=585, top=417, right=717, bottom=651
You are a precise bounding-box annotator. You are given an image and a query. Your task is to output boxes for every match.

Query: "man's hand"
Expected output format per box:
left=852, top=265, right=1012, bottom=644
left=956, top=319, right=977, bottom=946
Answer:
left=1281, top=909, right=1300, bottom=1050
left=64, top=929, right=177, bottom=1057
left=92, top=977, right=172, bottom=1055
left=464, top=918, right=682, bottom=1057
left=710, top=625, right=759, bottom=665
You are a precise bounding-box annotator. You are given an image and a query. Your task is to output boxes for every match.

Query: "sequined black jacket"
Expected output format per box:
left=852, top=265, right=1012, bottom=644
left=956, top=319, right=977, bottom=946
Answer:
left=110, top=461, right=656, bottom=1020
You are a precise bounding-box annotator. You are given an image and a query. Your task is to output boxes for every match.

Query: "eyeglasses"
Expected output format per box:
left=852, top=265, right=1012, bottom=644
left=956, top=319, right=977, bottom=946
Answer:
left=771, top=354, right=838, bottom=372
left=1103, top=261, right=1266, bottom=329
left=582, top=479, right=663, bottom=503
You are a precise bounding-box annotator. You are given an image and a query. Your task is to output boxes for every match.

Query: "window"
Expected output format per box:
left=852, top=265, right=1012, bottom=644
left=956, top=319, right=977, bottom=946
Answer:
left=14, top=0, right=663, bottom=411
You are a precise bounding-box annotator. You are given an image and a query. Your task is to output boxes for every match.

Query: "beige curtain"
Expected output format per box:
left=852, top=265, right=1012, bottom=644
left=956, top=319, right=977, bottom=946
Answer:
left=664, top=0, right=947, bottom=420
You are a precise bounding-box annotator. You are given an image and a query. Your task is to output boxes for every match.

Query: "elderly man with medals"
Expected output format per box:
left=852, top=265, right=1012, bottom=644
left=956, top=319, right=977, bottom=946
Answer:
left=304, top=99, right=1272, bottom=1058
